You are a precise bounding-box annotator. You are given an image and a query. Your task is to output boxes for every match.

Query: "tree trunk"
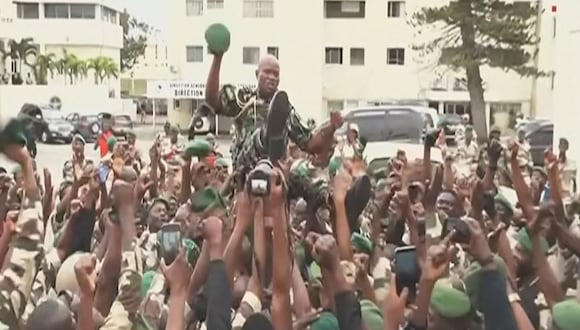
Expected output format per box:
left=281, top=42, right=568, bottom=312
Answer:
left=466, top=64, right=487, bottom=143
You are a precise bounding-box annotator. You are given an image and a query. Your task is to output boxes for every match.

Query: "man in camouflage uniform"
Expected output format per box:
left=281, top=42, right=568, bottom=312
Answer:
left=62, top=134, right=94, bottom=181
left=203, top=54, right=342, bottom=188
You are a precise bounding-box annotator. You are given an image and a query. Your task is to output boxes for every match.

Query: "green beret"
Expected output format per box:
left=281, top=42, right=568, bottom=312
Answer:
left=517, top=228, right=549, bottom=253
left=490, top=126, right=501, bottom=133
left=72, top=134, right=85, bottom=145
left=308, top=262, right=322, bottom=283
left=464, top=255, right=508, bottom=309
left=0, top=117, right=27, bottom=149
left=106, top=136, right=117, bottom=150
left=465, top=125, right=474, bottom=132
left=310, top=311, right=339, bottom=330
left=190, top=187, right=226, bottom=213
left=351, top=232, right=372, bottom=255
left=205, top=23, right=231, bottom=54
left=126, top=130, right=136, bottom=137
left=215, top=158, right=229, bottom=168
left=182, top=238, right=200, bottom=266
left=150, top=197, right=170, bottom=212
left=141, top=270, right=157, bottom=298
left=184, top=139, right=212, bottom=158
left=552, top=299, right=580, bottom=330
left=361, top=300, right=383, bottom=330
left=494, top=194, right=514, bottom=215
left=329, top=157, right=341, bottom=177
left=430, top=279, right=471, bottom=318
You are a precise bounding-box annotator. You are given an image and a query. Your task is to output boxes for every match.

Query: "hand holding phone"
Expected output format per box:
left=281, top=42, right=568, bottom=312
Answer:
left=159, top=223, right=182, bottom=265
left=445, top=217, right=471, bottom=244
left=393, top=246, right=421, bottom=299
left=98, top=164, right=109, bottom=184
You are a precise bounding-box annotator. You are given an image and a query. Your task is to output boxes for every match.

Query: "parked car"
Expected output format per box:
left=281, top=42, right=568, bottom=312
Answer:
left=112, top=114, right=134, bottom=139
left=66, top=113, right=101, bottom=141
left=39, top=108, right=74, bottom=144
left=327, top=105, right=427, bottom=145
left=525, top=121, right=553, bottom=166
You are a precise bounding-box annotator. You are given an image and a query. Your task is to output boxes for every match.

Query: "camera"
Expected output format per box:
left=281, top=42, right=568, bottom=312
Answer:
left=246, top=159, right=274, bottom=196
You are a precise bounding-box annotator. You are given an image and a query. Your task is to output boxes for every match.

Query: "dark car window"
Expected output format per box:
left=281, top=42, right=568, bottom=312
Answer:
left=114, top=115, right=131, bottom=125
left=339, top=108, right=423, bottom=143
left=528, top=127, right=553, bottom=145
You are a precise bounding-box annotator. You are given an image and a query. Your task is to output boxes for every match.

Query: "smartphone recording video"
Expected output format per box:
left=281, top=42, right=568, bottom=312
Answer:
left=394, top=246, right=421, bottom=299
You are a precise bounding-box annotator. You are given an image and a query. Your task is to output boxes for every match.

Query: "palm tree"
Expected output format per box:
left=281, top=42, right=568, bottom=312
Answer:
left=9, top=38, right=38, bottom=75
left=64, top=53, right=87, bottom=84
left=32, top=53, right=56, bottom=85
left=88, top=56, right=119, bottom=84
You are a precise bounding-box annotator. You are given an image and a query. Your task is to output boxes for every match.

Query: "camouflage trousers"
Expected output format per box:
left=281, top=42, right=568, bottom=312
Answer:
left=232, top=129, right=330, bottom=213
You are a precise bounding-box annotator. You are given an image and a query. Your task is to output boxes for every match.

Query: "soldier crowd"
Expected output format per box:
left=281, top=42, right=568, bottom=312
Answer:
left=0, top=50, right=579, bottom=330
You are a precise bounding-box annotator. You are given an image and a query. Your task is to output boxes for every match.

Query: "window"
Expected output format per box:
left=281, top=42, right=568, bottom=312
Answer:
left=350, top=48, right=364, bottom=65
left=243, top=0, right=274, bottom=18
left=186, top=46, right=204, bottom=62
left=387, top=1, right=404, bottom=17
left=70, top=4, right=95, bottom=19
left=386, top=48, right=405, bottom=65
left=324, top=1, right=365, bottom=18
left=325, top=47, right=343, bottom=64
left=267, top=46, right=279, bottom=59
left=102, top=6, right=117, bottom=23
left=489, top=102, right=521, bottom=128
left=208, top=0, right=224, bottom=9
left=243, top=47, right=260, bottom=64
left=44, top=4, right=69, bottom=18
left=186, top=0, right=203, bottom=16
left=16, top=3, right=39, bottom=19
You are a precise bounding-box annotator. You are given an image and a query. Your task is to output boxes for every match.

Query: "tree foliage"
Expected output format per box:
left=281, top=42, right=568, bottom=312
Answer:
left=120, top=10, right=149, bottom=73
left=412, top=0, right=541, bottom=76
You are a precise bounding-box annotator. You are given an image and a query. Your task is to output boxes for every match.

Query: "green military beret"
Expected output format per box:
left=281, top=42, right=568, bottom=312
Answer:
left=329, top=157, right=341, bottom=177
left=430, top=278, right=472, bottom=318
left=141, top=270, right=157, bottom=298
left=465, top=125, right=474, bottom=132
left=517, top=228, right=549, bottom=253
left=215, top=157, right=229, bottom=168
left=464, top=255, right=508, bottom=309
left=72, top=134, right=85, bottom=145
left=190, top=187, right=226, bottom=213
left=106, top=136, right=117, bottom=150
left=184, top=139, right=212, bottom=158
left=0, top=117, right=27, bottom=150
left=351, top=232, right=373, bottom=255
left=310, top=312, right=339, bottom=330
left=360, top=299, right=384, bottom=330
left=150, top=197, right=170, bottom=212
left=308, top=262, right=322, bottom=283
left=490, top=126, right=501, bottom=133
left=183, top=238, right=200, bottom=266
left=205, top=23, right=231, bottom=54
left=494, top=193, right=514, bottom=215
left=552, top=299, right=580, bottom=330
left=126, top=130, right=136, bottom=138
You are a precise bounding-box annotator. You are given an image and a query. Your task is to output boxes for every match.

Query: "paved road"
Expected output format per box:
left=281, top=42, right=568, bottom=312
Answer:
left=0, top=137, right=233, bottom=184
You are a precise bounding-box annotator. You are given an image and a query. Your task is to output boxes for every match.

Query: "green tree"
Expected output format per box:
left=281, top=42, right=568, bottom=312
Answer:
left=8, top=38, right=38, bottom=84
left=31, top=53, right=57, bottom=85
left=120, top=10, right=149, bottom=73
left=412, top=0, right=542, bottom=141
left=88, top=56, right=119, bottom=84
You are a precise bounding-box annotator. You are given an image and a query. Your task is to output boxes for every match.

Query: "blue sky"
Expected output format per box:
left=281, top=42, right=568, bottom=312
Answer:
left=124, top=0, right=168, bottom=35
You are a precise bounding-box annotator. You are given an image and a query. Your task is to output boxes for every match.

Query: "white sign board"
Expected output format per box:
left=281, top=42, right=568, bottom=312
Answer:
left=147, top=80, right=257, bottom=99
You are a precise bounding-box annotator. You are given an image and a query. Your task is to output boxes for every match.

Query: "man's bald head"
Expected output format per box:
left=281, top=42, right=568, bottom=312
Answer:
left=256, top=54, right=280, bottom=99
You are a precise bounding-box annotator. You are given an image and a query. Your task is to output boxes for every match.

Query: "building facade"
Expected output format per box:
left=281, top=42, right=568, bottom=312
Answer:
left=1, top=0, right=123, bottom=87
left=165, top=0, right=555, bottom=131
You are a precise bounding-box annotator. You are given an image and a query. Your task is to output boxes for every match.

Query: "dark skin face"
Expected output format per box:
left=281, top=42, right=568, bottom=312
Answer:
left=72, top=140, right=84, bottom=158
left=436, top=191, right=457, bottom=217
left=256, top=55, right=280, bottom=100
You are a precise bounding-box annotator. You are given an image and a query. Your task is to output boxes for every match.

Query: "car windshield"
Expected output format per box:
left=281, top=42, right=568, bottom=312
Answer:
left=42, top=109, right=64, bottom=120
left=114, top=115, right=131, bottom=124
left=337, top=108, right=423, bottom=142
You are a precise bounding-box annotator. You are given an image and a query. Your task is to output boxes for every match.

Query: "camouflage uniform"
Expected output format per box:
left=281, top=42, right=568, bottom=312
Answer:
left=0, top=193, right=43, bottom=329
left=214, top=85, right=312, bottom=172
left=62, top=158, right=94, bottom=182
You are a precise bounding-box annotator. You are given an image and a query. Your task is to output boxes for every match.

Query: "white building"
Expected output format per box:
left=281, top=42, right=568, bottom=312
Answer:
left=165, top=0, right=555, bottom=131
left=1, top=0, right=123, bottom=84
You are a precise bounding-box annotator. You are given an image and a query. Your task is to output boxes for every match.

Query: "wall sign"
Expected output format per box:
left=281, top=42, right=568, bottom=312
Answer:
left=147, top=80, right=256, bottom=99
